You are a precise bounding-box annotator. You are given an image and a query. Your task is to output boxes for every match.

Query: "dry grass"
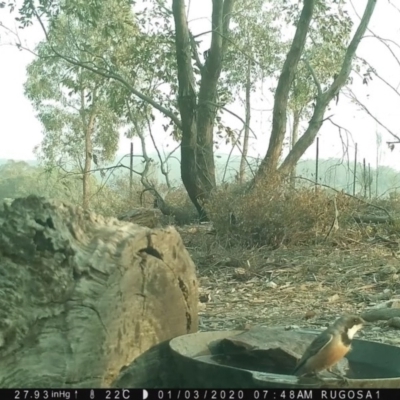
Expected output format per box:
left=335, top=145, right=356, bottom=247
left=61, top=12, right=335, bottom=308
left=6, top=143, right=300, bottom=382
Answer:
left=176, top=181, right=400, bottom=345
left=178, top=223, right=400, bottom=346
left=87, top=175, right=400, bottom=344
left=206, top=179, right=368, bottom=247
left=163, top=186, right=198, bottom=224
left=91, top=176, right=196, bottom=222
left=90, top=176, right=155, bottom=216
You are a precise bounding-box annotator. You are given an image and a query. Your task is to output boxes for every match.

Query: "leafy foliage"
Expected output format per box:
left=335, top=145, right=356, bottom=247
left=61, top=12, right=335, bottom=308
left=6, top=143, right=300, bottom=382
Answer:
left=0, top=160, right=95, bottom=204
left=0, top=160, right=197, bottom=219
left=23, top=3, right=141, bottom=168
left=12, top=0, right=377, bottom=216
left=226, top=0, right=282, bottom=93
left=288, top=0, right=352, bottom=118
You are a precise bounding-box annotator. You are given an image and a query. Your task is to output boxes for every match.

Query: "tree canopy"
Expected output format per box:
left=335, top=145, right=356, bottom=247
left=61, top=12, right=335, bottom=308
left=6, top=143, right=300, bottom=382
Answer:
left=8, top=0, right=378, bottom=215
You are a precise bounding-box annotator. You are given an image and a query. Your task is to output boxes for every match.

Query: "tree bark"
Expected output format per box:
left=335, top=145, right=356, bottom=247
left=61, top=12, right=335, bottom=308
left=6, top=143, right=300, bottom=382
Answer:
left=172, top=0, right=235, bottom=220
left=239, top=58, right=251, bottom=184
left=82, top=110, right=95, bottom=210
left=172, top=0, right=199, bottom=215
left=0, top=195, right=198, bottom=388
left=278, top=0, right=377, bottom=177
left=289, top=109, right=300, bottom=187
left=256, top=0, right=316, bottom=180
left=79, top=81, right=97, bottom=211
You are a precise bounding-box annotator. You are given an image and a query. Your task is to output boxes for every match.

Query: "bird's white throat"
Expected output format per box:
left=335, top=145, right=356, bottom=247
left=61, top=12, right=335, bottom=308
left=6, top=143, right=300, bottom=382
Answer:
left=347, top=324, right=363, bottom=339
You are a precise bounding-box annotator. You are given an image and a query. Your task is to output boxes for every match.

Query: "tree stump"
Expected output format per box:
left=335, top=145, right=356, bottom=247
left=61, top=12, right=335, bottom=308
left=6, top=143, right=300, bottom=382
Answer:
left=0, top=196, right=198, bottom=388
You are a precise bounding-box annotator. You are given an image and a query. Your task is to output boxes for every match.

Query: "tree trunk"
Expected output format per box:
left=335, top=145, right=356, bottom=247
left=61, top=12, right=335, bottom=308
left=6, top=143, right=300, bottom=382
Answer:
left=0, top=195, right=198, bottom=388
left=278, top=0, right=376, bottom=176
left=239, top=58, right=251, bottom=184
left=173, top=0, right=205, bottom=219
left=82, top=111, right=95, bottom=210
left=252, top=0, right=376, bottom=183
left=255, top=0, right=316, bottom=180
left=172, top=0, right=235, bottom=220
left=80, top=82, right=97, bottom=211
left=289, top=109, right=300, bottom=187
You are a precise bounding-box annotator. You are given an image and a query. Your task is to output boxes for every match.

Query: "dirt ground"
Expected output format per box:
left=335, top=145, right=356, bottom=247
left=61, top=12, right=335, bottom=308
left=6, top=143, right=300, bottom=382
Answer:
left=177, top=224, right=400, bottom=347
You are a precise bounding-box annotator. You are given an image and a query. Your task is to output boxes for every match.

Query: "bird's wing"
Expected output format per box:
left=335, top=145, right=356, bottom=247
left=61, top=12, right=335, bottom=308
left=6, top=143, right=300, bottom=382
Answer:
left=294, top=332, right=333, bottom=373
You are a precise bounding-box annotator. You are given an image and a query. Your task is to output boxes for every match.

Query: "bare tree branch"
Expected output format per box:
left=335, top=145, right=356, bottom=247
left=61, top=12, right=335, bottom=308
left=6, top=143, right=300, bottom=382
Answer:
left=356, top=56, right=400, bottom=98
left=344, top=87, right=400, bottom=143
left=326, top=117, right=354, bottom=160
left=388, top=0, right=400, bottom=14
left=304, top=59, right=322, bottom=98
left=208, top=101, right=258, bottom=139
left=222, top=128, right=242, bottom=183
left=145, top=113, right=173, bottom=188
left=350, top=0, right=400, bottom=68
left=0, top=21, right=39, bottom=57
left=189, top=31, right=204, bottom=70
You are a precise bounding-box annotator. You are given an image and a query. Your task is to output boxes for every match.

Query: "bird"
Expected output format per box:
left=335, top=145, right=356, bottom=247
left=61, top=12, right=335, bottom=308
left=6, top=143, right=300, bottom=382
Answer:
left=293, top=314, right=365, bottom=379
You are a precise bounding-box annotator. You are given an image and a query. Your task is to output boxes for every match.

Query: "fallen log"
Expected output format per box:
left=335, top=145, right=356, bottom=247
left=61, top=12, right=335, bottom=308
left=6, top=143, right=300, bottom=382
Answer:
left=0, top=195, right=198, bottom=388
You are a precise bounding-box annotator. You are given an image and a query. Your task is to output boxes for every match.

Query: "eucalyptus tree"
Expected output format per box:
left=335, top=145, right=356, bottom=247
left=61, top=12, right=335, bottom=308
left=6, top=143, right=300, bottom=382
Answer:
left=14, top=0, right=235, bottom=219
left=24, top=1, right=138, bottom=209
left=223, top=0, right=282, bottom=183
left=255, top=0, right=376, bottom=181
left=14, top=0, right=376, bottom=218
left=283, top=0, right=353, bottom=183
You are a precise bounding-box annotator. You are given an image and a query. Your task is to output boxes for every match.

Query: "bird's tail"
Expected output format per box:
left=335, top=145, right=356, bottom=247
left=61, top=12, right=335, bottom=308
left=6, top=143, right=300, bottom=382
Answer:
left=293, top=361, right=304, bottom=376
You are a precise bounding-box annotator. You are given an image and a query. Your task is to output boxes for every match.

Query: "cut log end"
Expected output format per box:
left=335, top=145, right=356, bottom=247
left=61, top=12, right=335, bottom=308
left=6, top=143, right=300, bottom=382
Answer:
left=0, top=195, right=198, bottom=388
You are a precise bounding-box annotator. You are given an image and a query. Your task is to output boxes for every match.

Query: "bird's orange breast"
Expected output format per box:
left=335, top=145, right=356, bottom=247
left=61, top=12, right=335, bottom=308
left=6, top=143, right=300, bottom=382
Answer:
left=305, top=336, right=350, bottom=372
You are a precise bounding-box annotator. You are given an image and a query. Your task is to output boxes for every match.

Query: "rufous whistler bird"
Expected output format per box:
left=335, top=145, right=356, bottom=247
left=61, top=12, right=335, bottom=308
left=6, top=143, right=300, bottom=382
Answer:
left=293, top=314, right=365, bottom=379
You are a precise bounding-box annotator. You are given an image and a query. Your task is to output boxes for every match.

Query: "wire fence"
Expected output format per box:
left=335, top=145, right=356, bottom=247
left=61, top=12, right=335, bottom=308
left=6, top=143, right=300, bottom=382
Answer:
left=213, top=141, right=400, bottom=200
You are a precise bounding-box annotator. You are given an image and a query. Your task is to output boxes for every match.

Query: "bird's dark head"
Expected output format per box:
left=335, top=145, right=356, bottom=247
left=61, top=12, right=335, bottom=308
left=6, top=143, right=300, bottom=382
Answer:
left=335, top=314, right=365, bottom=339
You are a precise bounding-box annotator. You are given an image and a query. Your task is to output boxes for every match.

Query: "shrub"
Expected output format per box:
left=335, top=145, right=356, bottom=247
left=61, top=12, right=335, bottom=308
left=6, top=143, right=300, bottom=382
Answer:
left=206, top=179, right=360, bottom=247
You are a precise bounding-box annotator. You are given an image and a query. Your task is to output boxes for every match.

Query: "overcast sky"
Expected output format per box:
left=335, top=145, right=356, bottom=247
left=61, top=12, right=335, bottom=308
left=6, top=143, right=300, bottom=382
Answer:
left=0, top=1, right=399, bottom=172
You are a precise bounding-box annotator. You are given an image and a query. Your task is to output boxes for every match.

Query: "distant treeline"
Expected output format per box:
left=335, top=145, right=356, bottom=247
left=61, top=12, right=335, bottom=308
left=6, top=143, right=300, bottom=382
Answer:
left=1, top=155, right=399, bottom=200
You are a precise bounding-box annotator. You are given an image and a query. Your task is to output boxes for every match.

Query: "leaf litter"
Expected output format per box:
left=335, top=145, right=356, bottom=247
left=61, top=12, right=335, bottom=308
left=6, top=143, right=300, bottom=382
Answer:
left=178, top=225, right=400, bottom=347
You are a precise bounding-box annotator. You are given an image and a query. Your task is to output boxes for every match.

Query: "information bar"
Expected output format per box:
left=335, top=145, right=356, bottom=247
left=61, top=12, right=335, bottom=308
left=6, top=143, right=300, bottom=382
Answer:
left=7, top=388, right=391, bottom=400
